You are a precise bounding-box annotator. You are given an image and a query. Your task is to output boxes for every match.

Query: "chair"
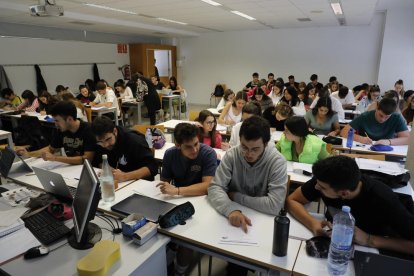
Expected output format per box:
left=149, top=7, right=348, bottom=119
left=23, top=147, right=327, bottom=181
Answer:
left=210, top=84, right=226, bottom=107
left=340, top=153, right=386, bottom=161
left=85, top=107, right=92, bottom=123
left=189, top=110, right=199, bottom=121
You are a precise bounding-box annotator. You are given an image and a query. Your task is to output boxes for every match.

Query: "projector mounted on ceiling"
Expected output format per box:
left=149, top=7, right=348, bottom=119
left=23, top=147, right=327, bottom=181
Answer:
left=30, top=0, right=64, bottom=17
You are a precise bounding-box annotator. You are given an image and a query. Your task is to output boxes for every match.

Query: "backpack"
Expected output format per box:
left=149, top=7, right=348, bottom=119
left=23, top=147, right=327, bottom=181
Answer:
left=14, top=116, right=49, bottom=151
left=212, top=84, right=224, bottom=97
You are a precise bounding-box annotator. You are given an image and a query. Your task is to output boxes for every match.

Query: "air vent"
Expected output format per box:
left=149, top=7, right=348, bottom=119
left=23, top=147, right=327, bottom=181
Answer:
left=69, top=21, right=94, bottom=26
left=297, top=18, right=311, bottom=22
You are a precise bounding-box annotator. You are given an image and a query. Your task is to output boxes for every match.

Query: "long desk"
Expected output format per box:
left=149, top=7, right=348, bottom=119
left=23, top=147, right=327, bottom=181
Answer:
left=101, top=180, right=302, bottom=274
left=0, top=129, right=13, bottom=146
left=121, top=99, right=144, bottom=124
left=160, top=94, right=182, bottom=120
left=91, top=106, right=118, bottom=126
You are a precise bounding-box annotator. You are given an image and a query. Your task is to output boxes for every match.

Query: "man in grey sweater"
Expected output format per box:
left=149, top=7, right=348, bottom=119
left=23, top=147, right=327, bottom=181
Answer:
left=208, top=116, right=288, bottom=233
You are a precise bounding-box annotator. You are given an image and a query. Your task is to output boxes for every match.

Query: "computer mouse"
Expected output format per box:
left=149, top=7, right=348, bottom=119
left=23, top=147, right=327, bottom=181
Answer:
left=24, top=246, right=49, bottom=259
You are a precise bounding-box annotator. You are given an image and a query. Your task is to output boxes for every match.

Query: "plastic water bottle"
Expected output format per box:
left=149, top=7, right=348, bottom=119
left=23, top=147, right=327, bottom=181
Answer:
left=327, top=206, right=355, bottom=275
left=272, top=209, right=290, bottom=256
left=101, top=154, right=115, bottom=202
left=145, top=128, right=153, bottom=148
left=346, top=128, right=354, bottom=149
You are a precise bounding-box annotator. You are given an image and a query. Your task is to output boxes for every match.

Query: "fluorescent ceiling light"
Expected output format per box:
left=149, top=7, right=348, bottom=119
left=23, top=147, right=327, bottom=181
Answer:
left=230, top=11, right=256, bottom=21
left=201, top=0, right=222, bottom=6
left=84, top=4, right=137, bottom=15
left=331, top=3, right=343, bottom=15
left=157, top=18, right=188, bottom=25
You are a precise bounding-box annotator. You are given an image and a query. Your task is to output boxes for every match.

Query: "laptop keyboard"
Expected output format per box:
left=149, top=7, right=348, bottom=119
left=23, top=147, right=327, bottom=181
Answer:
left=23, top=209, right=71, bottom=245
left=68, top=186, right=77, bottom=198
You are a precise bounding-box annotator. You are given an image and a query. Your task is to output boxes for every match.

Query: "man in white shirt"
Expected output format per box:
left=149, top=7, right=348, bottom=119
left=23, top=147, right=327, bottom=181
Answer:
left=331, top=86, right=355, bottom=109
left=90, top=81, right=120, bottom=118
left=310, top=89, right=345, bottom=120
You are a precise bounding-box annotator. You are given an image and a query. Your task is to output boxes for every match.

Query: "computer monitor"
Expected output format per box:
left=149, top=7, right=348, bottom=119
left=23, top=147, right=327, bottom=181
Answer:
left=67, top=159, right=102, bottom=250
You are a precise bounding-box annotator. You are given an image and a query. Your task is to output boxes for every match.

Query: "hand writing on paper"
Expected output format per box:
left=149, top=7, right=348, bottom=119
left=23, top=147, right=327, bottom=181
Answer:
left=156, top=181, right=178, bottom=196
left=359, top=136, right=373, bottom=145
left=41, top=152, right=55, bottom=161
left=112, top=169, right=126, bottom=182
left=229, top=210, right=252, bottom=233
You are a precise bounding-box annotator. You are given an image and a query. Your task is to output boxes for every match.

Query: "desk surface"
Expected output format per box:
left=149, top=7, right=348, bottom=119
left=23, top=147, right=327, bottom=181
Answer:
left=104, top=180, right=302, bottom=273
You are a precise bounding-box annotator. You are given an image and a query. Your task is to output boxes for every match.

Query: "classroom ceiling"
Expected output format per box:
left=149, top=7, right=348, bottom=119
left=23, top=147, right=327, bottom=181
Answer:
left=0, top=0, right=412, bottom=38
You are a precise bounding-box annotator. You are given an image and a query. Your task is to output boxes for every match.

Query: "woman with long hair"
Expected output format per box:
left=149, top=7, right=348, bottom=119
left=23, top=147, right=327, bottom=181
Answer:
left=402, top=93, right=414, bottom=126
left=17, top=90, right=39, bottom=112
left=218, top=91, right=248, bottom=125
left=114, top=79, right=134, bottom=99
left=216, top=89, right=235, bottom=111
left=76, top=84, right=95, bottom=104
left=268, top=82, right=284, bottom=104
left=61, top=92, right=88, bottom=122
left=252, top=86, right=273, bottom=113
left=280, top=86, right=306, bottom=116
left=305, top=97, right=340, bottom=136
left=262, top=102, right=294, bottom=131
left=276, top=116, right=329, bottom=164
left=360, top=85, right=381, bottom=111
left=38, top=91, right=59, bottom=115
left=196, top=110, right=222, bottom=149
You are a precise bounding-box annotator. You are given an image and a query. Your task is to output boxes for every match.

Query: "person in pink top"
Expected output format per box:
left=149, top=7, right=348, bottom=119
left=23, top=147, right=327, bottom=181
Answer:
left=195, top=110, right=222, bottom=149
left=17, top=90, right=40, bottom=112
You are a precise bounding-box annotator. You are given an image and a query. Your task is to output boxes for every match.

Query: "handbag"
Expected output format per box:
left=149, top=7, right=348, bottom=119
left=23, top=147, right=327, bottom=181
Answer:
left=158, top=201, right=195, bottom=228
left=322, top=136, right=342, bottom=145
left=150, top=128, right=166, bottom=149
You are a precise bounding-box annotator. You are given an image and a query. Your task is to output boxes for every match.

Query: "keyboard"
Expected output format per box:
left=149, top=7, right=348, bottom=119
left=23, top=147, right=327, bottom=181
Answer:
left=23, top=209, right=71, bottom=245
left=68, top=186, right=77, bottom=198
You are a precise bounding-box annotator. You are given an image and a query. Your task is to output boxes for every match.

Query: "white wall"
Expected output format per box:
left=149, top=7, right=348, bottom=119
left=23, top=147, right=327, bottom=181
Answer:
left=378, top=8, right=414, bottom=91
left=0, top=37, right=130, bottom=95
left=178, top=13, right=385, bottom=105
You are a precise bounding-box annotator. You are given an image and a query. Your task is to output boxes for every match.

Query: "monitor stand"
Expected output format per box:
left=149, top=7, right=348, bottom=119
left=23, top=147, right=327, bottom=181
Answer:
left=67, top=222, right=102, bottom=250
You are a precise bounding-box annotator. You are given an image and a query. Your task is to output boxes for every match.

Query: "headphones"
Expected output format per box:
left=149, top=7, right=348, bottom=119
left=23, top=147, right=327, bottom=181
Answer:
left=47, top=200, right=73, bottom=220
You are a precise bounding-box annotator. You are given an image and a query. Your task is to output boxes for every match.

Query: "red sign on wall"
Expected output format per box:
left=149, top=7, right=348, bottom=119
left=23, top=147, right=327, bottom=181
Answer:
left=117, top=44, right=128, bottom=54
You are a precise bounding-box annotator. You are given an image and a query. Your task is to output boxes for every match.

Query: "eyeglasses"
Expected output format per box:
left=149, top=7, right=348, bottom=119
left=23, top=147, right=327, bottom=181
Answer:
left=240, top=145, right=262, bottom=155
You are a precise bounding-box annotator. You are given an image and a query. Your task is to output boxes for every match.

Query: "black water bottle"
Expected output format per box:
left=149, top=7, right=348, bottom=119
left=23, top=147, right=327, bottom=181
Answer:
left=272, top=209, right=290, bottom=256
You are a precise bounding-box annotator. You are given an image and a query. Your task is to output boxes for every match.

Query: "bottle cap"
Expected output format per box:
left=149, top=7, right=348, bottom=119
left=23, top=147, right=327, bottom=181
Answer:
left=342, top=206, right=351, bottom=213
left=279, top=209, right=287, bottom=216
left=102, top=154, right=108, bottom=160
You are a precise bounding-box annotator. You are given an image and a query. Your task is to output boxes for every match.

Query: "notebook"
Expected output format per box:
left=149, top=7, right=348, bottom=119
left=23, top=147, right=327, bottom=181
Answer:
left=111, top=193, right=176, bottom=222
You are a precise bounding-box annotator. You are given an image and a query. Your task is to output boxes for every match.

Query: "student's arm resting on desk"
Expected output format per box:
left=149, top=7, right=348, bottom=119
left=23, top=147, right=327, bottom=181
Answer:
left=218, top=102, right=233, bottom=125
left=44, top=150, right=94, bottom=165
left=158, top=176, right=213, bottom=196
left=113, top=167, right=151, bottom=182
left=353, top=227, right=414, bottom=255
left=286, top=180, right=332, bottom=236
left=231, top=159, right=287, bottom=216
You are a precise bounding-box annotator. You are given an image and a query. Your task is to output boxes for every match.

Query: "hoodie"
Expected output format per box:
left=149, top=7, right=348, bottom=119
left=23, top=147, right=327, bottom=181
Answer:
left=208, top=143, right=287, bottom=217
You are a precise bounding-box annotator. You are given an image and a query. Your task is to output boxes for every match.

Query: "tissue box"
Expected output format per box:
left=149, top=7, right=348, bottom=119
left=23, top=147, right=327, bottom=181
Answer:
left=121, top=213, right=147, bottom=238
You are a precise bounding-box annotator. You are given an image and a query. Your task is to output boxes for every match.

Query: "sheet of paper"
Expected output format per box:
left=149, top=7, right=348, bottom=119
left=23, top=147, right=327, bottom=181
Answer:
left=0, top=227, right=41, bottom=264
left=0, top=208, right=28, bottom=227
left=292, top=162, right=313, bottom=174
left=32, top=161, right=68, bottom=171
left=91, top=106, right=105, bottom=110
left=218, top=222, right=259, bottom=246
left=355, top=158, right=407, bottom=175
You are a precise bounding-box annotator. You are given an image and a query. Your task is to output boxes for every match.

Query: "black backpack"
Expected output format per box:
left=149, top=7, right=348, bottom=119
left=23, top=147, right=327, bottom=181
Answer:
left=14, top=116, right=49, bottom=151
left=212, top=84, right=224, bottom=97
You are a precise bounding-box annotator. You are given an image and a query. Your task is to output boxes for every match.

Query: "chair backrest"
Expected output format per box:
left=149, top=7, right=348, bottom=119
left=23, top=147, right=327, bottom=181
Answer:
left=132, top=125, right=165, bottom=135
left=189, top=110, right=199, bottom=121
left=340, top=153, right=386, bottom=161
left=85, top=107, right=92, bottom=123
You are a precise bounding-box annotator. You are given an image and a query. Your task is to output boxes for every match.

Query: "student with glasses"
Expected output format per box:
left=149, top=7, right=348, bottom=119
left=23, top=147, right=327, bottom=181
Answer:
left=91, top=116, right=157, bottom=182
left=195, top=109, right=222, bottom=149
left=16, top=101, right=96, bottom=165
left=208, top=116, right=287, bottom=276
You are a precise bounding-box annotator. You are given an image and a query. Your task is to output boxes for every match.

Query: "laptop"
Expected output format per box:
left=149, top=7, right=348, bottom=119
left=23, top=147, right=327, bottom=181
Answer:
left=354, top=250, right=414, bottom=276
left=0, top=146, right=33, bottom=177
left=32, top=167, right=77, bottom=201
left=111, top=193, right=176, bottom=222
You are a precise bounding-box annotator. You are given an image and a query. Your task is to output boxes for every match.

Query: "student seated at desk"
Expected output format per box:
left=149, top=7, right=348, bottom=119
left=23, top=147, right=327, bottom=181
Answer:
left=280, top=86, right=306, bottom=116
left=17, top=101, right=96, bottom=165
left=218, top=91, right=247, bottom=125
left=91, top=117, right=157, bottom=182
left=194, top=110, right=222, bottom=149
left=38, top=91, right=59, bottom=115
left=263, top=102, right=294, bottom=131
left=114, top=79, right=133, bottom=100
left=76, top=84, right=95, bottom=105
left=223, top=101, right=261, bottom=150
left=331, top=86, right=355, bottom=109
left=276, top=116, right=330, bottom=164
left=16, top=90, right=39, bottom=112
left=157, top=123, right=217, bottom=276
left=90, top=81, right=120, bottom=119
left=208, top=116, right=287, bottom=276
left=304, top=96, right=340, bottom=136
left=286, top=156, right=414, bottom=256
left=216, top=88, right=235, bottom=112
left=340, top=98, right=409, bottom=145
left=1, top=88, right=22, bottom=108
